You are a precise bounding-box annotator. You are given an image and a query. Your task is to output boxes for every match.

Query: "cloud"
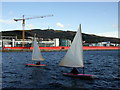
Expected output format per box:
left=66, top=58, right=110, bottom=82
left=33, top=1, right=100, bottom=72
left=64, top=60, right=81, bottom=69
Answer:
left=26, top=24, right=35, bottom=28
left=56, top=22, right=64, bottom=28
left=0, top=19, right=15, bottom=24
left=112, top=24, right=118, bottom=28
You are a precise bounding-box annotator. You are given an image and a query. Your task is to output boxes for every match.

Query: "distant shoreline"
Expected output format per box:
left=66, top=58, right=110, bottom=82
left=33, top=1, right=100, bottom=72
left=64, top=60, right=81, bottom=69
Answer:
left=1, top=49, right=67, bottom=52
left=1, top=46, right=120, bottom=52
left=1, top=48, right=120, bottom=52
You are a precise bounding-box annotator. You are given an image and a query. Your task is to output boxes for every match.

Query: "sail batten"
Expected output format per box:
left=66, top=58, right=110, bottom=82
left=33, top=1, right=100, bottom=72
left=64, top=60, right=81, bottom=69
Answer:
left=59, top=24, right=84, bottom=67
left=32, top=37, right=45, bottom=61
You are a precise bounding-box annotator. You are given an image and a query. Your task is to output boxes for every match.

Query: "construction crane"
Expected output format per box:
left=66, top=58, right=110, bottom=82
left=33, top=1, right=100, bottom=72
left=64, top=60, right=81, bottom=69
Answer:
left=14, top=14, right=53, bottom=47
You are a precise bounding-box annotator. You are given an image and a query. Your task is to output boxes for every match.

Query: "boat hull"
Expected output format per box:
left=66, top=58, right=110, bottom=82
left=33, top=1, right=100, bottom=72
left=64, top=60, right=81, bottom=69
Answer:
left=63, top=73, right=96, bottom=79
left=25, top=64, right=47, bottom=67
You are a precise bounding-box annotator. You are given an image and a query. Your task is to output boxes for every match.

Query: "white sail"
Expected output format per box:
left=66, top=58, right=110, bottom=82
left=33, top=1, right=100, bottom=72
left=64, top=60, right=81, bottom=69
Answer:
left=59, top=24, right=84, bottom=67
left=32, top=37, right=45, bottom=61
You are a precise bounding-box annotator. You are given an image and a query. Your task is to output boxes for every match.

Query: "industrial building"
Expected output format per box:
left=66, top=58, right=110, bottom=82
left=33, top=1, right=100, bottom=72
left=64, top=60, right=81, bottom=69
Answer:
left=1, top=36, right=71, bottom=47
left=1, top=36, right=120, bottom=48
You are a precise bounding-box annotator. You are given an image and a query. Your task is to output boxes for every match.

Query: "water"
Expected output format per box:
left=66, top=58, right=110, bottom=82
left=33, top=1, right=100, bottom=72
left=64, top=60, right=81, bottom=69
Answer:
left=2, top=50, right=120, bottom=89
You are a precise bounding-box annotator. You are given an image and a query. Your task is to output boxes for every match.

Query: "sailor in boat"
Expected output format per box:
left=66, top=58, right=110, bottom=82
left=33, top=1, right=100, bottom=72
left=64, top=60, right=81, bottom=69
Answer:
left=36, top=61, right=41, bottom=65
left=70, top=67, right=79, bottom=74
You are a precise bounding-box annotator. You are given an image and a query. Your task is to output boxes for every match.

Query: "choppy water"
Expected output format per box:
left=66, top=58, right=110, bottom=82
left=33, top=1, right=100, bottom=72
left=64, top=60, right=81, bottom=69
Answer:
left=1, top=50, right=120, bottom=89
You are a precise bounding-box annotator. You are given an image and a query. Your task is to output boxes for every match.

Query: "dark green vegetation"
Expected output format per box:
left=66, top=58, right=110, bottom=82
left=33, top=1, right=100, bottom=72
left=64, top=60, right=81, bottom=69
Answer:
left=1, top=29, right=120, bottom=43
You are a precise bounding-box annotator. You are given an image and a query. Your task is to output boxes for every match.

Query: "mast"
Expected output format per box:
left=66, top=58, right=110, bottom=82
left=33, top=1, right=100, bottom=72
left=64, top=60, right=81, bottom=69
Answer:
left=22, top=15, right=25, bottom=47
left=80, top=24, right=85, bottom=74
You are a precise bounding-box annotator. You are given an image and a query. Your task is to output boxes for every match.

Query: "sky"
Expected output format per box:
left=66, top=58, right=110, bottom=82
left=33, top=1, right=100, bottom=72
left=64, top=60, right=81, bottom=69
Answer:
left=0, top=1, right=119, bottom=38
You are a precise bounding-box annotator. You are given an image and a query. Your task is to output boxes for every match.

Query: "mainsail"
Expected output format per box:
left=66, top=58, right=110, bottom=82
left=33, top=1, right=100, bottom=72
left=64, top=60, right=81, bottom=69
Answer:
left=32, top=37, right=45, bottom=61
left=59, top=24, right=84, bottom=67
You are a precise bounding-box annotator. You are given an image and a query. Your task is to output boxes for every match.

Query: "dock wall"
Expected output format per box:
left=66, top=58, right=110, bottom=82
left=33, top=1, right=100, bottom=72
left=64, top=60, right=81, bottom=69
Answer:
left=3, top=46, right=120, bottom=50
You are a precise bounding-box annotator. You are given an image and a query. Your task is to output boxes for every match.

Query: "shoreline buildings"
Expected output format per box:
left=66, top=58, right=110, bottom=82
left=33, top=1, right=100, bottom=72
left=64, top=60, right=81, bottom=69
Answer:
left=0, top=36, right=120, bottom=48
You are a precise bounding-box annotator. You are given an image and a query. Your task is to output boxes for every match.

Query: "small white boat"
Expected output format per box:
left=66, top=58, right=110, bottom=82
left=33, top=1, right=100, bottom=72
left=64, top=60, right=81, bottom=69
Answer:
left=26, top=34, right=46, bottom=67
left=59, top=24, right=96, bottom=79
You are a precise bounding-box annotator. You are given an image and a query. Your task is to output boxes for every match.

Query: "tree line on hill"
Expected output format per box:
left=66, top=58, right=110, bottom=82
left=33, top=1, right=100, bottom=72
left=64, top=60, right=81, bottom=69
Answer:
left=1, top=29, right=120, bottom=44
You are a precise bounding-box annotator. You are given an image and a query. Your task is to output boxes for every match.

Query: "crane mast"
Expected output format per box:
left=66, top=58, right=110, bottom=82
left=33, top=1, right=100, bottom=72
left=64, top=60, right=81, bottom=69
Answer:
left=14, top=14, right=53, bottom=47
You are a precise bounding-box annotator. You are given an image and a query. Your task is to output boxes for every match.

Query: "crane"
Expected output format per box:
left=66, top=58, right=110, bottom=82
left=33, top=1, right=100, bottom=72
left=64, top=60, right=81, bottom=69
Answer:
left=14, top=14, right=53, bottom=47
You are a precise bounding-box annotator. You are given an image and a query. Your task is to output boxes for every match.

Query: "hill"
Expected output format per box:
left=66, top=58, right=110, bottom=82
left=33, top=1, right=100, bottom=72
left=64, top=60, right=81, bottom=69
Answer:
left=1, top=29, right=120, bottom=44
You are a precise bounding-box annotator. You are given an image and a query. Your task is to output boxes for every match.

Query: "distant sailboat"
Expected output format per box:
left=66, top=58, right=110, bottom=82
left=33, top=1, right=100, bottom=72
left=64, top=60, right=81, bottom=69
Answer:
left=26, top=34, right=46, bottom=67
left=59, top=24, right=96, bottom=79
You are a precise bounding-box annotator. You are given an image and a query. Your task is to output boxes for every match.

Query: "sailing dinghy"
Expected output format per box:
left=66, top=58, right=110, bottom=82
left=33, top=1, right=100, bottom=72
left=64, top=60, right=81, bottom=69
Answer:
left=26, top=35, right=46, bottom=67
left=59, top=24, right=96, bottom=79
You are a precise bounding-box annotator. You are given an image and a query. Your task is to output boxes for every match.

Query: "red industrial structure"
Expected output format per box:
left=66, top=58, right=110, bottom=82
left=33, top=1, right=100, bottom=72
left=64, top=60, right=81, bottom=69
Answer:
left=3, top=46, right=120, bottom=50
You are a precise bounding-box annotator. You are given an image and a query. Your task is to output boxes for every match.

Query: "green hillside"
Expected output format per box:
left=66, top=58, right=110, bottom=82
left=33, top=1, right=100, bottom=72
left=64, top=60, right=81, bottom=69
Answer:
left=1, top=29, right=120, bottom=44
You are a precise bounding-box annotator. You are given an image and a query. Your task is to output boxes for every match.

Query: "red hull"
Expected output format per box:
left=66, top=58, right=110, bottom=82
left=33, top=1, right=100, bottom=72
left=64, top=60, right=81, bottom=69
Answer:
left=63, top=73, right=96, bottom=79
left=26, top=64, right=47, bottom=67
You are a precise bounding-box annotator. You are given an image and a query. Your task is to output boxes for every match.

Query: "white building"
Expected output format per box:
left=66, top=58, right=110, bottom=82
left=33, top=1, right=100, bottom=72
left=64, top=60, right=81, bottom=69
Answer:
left=39, top=38, right=59, bottom=47
left=53, top=38, right=59, bottom=46
left=97, top=42, right=110, bottom=46
left=0, top=40, right=2, bottom=47
left=89, top=41, right=120, bottom=46
left=1, top=36, right=72, bottom=47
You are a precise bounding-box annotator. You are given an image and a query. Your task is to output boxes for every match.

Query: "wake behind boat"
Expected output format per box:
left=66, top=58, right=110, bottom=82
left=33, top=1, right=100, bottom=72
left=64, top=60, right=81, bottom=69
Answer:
left=59, top=24, right=96, bottom=79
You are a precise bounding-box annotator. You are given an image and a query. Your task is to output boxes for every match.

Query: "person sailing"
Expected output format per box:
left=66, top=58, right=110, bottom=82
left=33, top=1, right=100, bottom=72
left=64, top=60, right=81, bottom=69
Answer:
left=70, top=67, right=79, bottom=74
left=36, top=61, right=41, bottom=65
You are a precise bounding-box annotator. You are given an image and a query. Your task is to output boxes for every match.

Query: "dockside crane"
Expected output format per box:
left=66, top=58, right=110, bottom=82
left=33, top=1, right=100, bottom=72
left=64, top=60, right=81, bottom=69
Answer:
left=14, top=14, right=53, bottom=47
